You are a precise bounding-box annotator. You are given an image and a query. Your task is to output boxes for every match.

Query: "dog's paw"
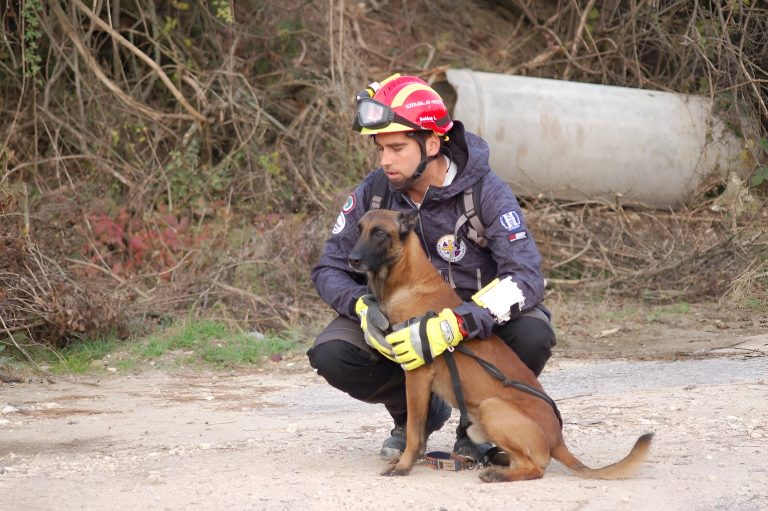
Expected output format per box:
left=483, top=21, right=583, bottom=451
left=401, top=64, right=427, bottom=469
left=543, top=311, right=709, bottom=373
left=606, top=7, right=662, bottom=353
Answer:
left=380, top=457, right=398, bottom=476
left=380, top=461, right=412, bottom=477
left=479, top=467, right=506, bottom=483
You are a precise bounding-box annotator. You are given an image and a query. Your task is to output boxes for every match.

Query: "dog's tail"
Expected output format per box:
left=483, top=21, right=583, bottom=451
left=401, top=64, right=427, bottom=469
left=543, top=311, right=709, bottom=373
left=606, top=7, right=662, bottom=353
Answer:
left=551, top=433, right=654, bottom=480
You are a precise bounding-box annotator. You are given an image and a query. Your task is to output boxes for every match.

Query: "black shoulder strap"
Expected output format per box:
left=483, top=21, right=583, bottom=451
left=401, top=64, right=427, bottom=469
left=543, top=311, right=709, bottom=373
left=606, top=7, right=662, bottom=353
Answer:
left=368, top=169, right=389, bottom=210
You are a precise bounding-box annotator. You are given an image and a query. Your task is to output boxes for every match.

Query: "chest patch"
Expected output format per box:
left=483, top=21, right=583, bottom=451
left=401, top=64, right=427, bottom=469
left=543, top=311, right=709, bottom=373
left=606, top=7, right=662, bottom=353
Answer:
left=436, top=234, right=467, bottom=263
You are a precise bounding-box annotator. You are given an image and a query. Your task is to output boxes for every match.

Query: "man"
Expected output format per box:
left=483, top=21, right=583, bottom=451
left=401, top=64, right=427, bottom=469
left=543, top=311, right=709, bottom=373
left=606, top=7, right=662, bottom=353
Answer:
left=307, top=73, right=556, bottom=461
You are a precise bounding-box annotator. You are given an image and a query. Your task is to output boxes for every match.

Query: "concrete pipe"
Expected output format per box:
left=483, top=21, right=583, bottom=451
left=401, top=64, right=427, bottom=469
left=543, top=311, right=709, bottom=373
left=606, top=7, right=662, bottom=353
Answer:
left=441, top=69, right=748, bottom=208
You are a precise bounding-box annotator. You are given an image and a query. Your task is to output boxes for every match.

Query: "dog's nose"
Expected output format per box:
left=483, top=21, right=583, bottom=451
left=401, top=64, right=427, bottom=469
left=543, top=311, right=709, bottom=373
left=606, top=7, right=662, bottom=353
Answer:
left=348, top=247, right=366, bottom=271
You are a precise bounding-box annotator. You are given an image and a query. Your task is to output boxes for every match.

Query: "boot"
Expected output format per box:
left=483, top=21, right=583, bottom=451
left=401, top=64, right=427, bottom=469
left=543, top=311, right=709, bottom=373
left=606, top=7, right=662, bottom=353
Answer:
left=452, top=422, right=495, bottom=461
left=380, top=394, right=451, bottom=461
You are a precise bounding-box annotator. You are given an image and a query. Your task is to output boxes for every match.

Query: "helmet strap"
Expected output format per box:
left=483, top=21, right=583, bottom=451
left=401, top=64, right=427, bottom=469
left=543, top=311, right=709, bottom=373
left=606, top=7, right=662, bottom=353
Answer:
left=394, top=132, right=439, bottom=192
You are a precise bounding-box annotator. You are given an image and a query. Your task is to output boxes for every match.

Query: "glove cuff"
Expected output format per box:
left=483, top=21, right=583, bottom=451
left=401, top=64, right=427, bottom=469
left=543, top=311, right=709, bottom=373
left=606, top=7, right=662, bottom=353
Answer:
left=454, top=312, right=472, bottom=338
left=452, top=300, right=494, bottom=339
left=455, top=313, right=471, bottom=337
left=354, top=295, right=366, bottom=315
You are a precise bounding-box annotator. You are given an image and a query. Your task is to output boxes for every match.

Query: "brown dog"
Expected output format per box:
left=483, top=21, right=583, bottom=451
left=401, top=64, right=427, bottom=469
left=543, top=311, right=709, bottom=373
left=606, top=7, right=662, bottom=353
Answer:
left=348, top=208, right=653, bottom=482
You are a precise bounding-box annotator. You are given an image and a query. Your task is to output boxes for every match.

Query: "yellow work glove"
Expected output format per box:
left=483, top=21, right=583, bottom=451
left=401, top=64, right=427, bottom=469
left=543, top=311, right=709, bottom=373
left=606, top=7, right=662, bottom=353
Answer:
left=355, top=295, right=397, bottom=363
left=385, top=308, right=467, bottom=371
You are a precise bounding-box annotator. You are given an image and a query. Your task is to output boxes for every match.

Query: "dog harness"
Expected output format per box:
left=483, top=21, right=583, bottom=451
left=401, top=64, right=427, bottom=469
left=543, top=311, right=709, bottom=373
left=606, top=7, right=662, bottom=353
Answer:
left=417, top=343, right=562, bottom=472
left=444, top=344, right=563, bottom=431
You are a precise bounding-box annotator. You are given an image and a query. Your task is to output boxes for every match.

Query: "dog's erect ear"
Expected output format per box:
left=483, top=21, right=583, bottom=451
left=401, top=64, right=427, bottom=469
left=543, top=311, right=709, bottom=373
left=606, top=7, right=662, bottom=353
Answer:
left=398, top=210, right=419, bottom=238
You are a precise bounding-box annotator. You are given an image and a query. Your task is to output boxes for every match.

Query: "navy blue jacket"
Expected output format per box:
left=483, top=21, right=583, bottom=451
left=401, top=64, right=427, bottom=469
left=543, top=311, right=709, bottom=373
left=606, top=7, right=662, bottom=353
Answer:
left=311, top=122, right=547, bottom=339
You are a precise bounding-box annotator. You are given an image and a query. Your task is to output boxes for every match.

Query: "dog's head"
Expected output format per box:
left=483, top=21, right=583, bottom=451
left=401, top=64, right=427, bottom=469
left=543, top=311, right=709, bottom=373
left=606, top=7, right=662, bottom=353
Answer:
left=348, top=209, right=419, bottom=274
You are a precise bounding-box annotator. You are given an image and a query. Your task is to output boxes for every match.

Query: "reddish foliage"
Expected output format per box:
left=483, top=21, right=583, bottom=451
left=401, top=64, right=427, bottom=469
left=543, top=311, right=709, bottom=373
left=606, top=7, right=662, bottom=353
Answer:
left=84, top=208, right=204, bottom=280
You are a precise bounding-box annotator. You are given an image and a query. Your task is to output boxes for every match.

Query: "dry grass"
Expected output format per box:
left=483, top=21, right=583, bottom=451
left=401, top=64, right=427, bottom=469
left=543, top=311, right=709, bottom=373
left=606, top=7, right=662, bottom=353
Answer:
left=1, top=1, right=766, bottom=351
left=0, top=233, right=125, bottom=349
left=525, top=196, right=767, bottom=302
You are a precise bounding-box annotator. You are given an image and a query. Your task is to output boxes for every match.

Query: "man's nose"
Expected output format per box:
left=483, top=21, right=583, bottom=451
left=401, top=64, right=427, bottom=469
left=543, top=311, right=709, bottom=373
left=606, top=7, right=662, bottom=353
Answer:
left=379, top=148, right=393, bottom=166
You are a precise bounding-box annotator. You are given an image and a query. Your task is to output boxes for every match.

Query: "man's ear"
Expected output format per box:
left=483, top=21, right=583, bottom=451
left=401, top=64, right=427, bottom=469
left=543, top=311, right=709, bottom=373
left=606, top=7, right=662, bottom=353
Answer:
left=425, top=133, right=441, bottom=157
left=398, top=210, right=419, bottom=237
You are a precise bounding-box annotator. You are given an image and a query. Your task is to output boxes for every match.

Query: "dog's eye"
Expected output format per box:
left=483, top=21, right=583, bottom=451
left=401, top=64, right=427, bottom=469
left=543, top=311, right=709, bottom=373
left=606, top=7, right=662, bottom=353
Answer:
left=374, top=229, right=387, bottom=240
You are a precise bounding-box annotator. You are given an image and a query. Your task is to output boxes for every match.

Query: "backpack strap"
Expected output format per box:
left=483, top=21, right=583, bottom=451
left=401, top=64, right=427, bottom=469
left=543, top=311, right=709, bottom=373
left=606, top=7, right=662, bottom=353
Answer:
left=463, top=184, right=487, bottom=248
left=449, top=181, right=487, bottom=289
left=368, top=169, right=390, bottom=210
left=452, top=183, right=487, bottom=250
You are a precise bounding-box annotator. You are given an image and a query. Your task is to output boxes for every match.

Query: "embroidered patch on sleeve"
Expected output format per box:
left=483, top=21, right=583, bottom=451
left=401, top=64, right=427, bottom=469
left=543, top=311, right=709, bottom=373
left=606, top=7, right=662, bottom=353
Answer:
left=331, top=212, right=346, bottom=234
left=341, top=194, right=356, bottom=213
left=499, top=210, right=521, bottom=231
left=508, top=230, right=527, bottom=242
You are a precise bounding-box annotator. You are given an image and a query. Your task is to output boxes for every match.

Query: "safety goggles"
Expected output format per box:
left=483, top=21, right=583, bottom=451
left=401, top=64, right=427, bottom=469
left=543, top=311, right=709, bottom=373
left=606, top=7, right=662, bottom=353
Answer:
left=354, top=97, right=422, bottom=132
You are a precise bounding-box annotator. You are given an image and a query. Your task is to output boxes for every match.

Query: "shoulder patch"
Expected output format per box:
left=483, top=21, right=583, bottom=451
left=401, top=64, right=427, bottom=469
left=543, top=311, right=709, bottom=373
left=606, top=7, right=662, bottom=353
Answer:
left=508, top=230, right=527, bottom=242
left=331, top=212, right=346, bottom=235
left=342, top=194, right=356, bottom=213
left=499, top=210, right=521, bottom=231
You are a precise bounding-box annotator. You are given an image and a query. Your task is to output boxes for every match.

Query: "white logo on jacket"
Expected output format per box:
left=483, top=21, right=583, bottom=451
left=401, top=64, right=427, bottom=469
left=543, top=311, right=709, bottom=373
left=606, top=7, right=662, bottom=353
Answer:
left=499, top=210, right=521, bottom=231
left=332, top=212, right=346, bottom=234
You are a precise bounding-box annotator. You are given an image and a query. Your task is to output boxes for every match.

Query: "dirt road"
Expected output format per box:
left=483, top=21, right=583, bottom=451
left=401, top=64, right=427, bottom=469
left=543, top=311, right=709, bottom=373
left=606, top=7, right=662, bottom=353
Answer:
left=1, top=335, right=767, bottom=511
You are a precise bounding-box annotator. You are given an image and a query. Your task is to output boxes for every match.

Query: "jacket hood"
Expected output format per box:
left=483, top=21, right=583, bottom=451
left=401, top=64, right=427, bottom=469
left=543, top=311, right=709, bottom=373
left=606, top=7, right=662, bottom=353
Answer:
left=428, top=121, right=491, bottom=202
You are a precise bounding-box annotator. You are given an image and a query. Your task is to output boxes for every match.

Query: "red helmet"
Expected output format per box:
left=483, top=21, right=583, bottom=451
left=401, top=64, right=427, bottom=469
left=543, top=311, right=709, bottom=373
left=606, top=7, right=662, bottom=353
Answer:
left=352, top=74, right=453, bottom=136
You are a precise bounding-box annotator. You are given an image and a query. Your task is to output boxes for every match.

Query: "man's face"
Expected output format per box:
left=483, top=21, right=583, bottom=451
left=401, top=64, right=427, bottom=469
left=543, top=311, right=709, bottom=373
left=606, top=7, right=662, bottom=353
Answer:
left=373, top=132, right=422, bottom=189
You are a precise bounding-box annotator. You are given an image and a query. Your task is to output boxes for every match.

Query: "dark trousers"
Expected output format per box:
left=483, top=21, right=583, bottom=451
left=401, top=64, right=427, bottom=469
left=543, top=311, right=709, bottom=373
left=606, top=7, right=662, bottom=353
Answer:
left=307, top=311, right=557, bottom=425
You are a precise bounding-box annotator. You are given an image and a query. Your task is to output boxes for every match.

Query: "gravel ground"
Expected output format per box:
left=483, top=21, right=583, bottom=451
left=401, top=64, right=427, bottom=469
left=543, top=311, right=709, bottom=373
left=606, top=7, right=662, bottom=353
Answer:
left=1, top=335, right=766, bottom=511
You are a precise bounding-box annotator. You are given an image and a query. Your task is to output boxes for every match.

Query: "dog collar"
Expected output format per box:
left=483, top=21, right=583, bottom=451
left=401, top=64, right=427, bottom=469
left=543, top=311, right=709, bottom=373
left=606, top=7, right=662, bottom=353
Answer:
left=423, top=451, right=477, bottom=471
